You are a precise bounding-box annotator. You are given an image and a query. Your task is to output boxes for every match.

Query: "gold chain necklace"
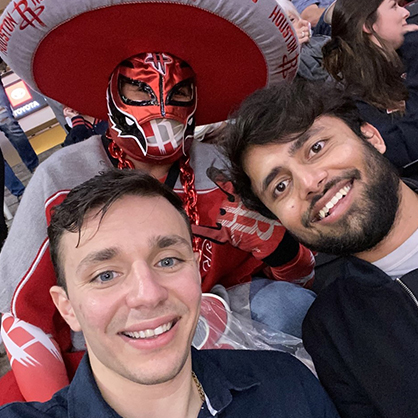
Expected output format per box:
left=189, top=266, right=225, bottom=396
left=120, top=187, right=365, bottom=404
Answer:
left=192, top=371, right=205, bottom=404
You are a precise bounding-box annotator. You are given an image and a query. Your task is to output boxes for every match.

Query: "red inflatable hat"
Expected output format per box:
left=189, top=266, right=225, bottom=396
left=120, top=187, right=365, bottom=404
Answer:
left=0, top=0, right=299, bottom=124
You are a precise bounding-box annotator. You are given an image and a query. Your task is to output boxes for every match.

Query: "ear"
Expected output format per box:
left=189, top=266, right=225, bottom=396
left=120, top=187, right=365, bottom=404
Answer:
left=363, top=23, right=372, bottom=34
left=50, top=286, right=82, bottom=332
left=360, top=123, right=386, bottom=154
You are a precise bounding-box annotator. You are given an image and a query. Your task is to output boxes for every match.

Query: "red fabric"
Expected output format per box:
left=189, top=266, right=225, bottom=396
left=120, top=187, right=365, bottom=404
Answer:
left=108, top=53, right=196, bottom=164
left=266, top=244, right=315, bottom=287
left=13, top=192, right=70, bottom=345
left=0, top=351, right=85, bottom=405
left=33, top=4, right=267, bottom=124
left=2, top=314, right=69, bottom=402
left=193, top=180, right=287, bottom=259
left=0, top=371, right=25, bottom=404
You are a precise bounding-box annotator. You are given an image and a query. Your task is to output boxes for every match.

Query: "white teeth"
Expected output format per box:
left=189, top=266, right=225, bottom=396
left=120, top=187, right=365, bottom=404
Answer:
left=317, top=184, right=352, bottom=220
left=144, top=329, right=154, bottom=338
left=154, top=325, right=165, bottom=336
left=123, top=321, right=173, bottom=339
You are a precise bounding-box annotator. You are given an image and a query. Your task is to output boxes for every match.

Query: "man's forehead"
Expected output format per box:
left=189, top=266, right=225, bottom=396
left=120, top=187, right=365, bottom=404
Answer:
left=283, top=115, right=349, bottom=154
left=243, top=115, right=335, bottom=161
left=61, top=195, right=191, bottom=251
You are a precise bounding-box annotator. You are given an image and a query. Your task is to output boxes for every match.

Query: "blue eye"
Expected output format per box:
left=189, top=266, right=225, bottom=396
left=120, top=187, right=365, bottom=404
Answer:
left=96, top=271, right=116, bottom=282
left=158, top=257, right=180, bottom=268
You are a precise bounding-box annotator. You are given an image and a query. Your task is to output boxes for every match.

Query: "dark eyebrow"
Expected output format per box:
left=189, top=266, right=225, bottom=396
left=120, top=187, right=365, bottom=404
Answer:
left=76, top=247, right=118, bottom=275
left=75, top=236, right=192, bottom=275
left=289, top=126, right=323, bottom=156
left=262, top=167, right=283, bottom=193
left=152, top=235, right=193, bottom=250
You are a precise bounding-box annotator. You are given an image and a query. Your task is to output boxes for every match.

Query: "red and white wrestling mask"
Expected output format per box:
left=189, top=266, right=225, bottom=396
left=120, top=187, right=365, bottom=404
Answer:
left=107, top=52, right=197, bottom=164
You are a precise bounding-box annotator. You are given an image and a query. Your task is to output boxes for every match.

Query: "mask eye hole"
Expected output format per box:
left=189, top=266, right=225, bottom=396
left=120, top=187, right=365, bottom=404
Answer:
left=166, top=79, right=195, bottom=106
left=119, top=75, right=158, bottom=106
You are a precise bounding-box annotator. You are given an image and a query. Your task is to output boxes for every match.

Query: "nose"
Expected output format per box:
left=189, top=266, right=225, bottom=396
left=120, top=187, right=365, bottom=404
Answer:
left=125, top=262, right=169, bottom=309
left=296, top=165, right=327, bottom=200
left=402, top=6, right=410, bottom=20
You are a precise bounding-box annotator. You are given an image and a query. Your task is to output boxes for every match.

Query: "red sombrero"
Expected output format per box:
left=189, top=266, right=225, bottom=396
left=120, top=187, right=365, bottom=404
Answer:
left=0, top=0, right=299, bottom=124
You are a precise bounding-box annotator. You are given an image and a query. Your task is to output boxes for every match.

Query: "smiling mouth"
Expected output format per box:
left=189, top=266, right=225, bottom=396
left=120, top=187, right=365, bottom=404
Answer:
left=121, top=320, right=175, bottom=340
left=312, top=182, right=352, bottom=222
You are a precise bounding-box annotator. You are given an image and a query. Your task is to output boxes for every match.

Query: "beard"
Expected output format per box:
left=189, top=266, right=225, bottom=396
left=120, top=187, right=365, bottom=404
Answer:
left=294, top=141, right=400, bottom=256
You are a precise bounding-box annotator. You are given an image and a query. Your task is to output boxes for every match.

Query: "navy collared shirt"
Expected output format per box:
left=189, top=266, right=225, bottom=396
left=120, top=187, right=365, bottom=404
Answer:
left=0, top=349, right=339, bottom=417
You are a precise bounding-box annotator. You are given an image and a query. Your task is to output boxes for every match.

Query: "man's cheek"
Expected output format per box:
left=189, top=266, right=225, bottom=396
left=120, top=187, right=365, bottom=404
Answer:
left=76, top=298, right=111, bottom=328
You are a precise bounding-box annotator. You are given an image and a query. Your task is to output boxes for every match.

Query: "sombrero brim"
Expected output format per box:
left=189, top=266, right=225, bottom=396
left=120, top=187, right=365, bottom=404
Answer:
left=0, top=0, right=299, bottom=125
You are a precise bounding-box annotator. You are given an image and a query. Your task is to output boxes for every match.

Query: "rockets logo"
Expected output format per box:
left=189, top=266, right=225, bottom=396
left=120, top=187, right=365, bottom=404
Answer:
left=144, top=53, right=173, bottom=76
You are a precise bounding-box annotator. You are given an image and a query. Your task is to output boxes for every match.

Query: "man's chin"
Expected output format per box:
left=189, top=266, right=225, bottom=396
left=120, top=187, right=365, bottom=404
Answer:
left=297, top=226, right=392, bottom=257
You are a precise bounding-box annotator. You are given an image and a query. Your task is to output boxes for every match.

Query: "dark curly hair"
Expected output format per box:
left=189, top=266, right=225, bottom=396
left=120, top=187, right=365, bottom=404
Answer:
left=221, top=80, right=368, bottom=218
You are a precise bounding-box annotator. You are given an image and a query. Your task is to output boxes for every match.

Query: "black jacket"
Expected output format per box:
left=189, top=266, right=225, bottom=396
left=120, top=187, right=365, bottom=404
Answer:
left=303, top=256, right=418, bottom=418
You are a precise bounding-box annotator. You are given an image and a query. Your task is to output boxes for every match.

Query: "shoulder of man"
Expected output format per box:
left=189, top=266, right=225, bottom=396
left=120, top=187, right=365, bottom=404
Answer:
left=175, top=141, right=226, bottom=192
left=195, top=349, right=339, bottom=416
left=197, top=349, right=326, bottom=395
left=306, top=256, right=394, bottom=318
left=0, top=388, right=69, bottom=417
left=303, top=255, right=418, bottom=353
left=38, top=135, right=108, bottom=173
left=189, top=141, right=225, bottom=168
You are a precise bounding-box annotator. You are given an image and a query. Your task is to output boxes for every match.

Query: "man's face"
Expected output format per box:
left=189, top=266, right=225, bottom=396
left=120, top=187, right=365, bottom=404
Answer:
left=51, top=195, right=201, bottom=385
left=243, top=116, right=400, bottom=255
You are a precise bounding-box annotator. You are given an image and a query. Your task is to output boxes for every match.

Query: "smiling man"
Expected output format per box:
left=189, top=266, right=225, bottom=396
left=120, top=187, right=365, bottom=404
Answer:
left=223, top=80, right=418, bottom=418
left=0, top=169, right=339, bottom=418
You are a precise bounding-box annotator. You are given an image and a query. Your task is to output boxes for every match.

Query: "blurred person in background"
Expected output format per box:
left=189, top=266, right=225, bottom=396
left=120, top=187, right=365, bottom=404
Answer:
left=62, top=106, right=107, bottom=147
left=291, top=0, right=334, bottom=27
left=0, top=59, right=38, bottom=174
left=322, top=0, right=418, bottom=172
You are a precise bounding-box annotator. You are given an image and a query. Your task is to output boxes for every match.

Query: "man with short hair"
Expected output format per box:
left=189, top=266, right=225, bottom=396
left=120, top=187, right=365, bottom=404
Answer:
left=222, top=79, right=418, bottom=418
left=0, top=169, right=339, bottom=418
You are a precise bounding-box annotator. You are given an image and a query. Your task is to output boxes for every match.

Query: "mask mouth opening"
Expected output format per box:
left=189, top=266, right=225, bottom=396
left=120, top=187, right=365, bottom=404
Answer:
left=144, top=118, right=186, bottom=147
